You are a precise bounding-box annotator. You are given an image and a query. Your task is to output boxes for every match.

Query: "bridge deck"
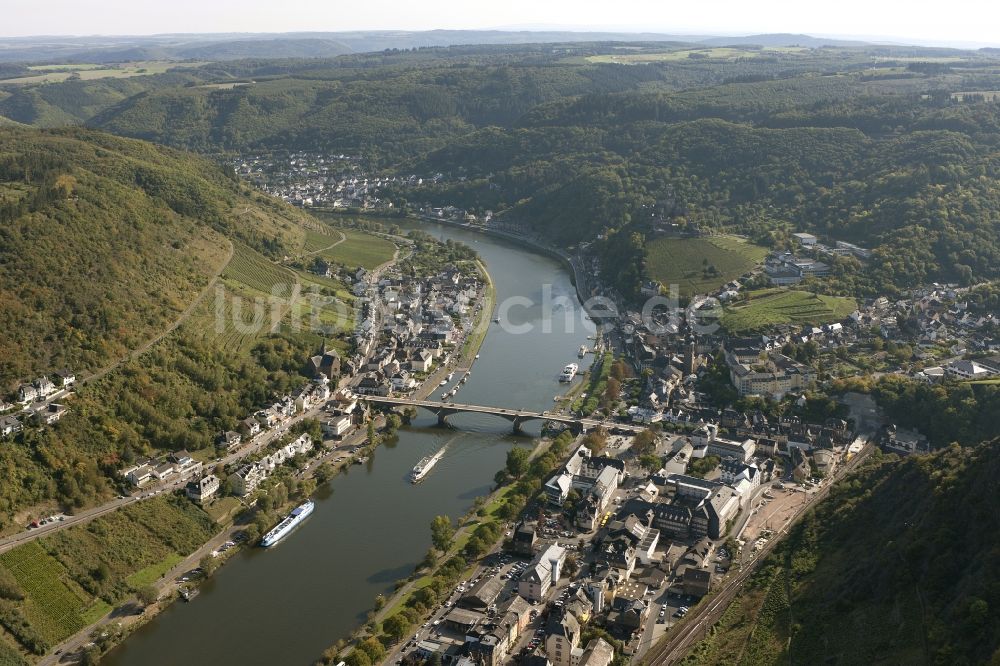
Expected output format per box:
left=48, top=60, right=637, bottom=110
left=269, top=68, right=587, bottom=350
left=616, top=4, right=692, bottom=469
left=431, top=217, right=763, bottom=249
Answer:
left=359, top=395, right=645, bottom=433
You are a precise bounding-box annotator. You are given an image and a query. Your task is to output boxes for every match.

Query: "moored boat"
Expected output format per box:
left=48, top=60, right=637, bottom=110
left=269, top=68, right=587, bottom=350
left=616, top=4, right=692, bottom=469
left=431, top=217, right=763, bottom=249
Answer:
left=260, top=500, right=315, bottom=547
left=559, top=363, right=578, bottom=382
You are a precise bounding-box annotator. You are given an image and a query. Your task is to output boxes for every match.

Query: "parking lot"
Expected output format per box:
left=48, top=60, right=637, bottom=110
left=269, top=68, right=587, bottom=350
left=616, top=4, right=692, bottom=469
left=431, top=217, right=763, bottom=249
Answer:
left=740, top=483, right=811, bottom=547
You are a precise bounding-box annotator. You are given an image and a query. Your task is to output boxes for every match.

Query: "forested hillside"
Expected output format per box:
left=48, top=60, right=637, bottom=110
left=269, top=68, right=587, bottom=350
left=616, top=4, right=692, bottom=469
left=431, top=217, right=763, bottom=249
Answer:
left=411, top=83, right=1000, bottom=296
left=683, top=441, right=1000, bottom=666
left=0, top=127, right=338, bottom=522
left=88, top=53, right=681, bottom=159
left=7, top=43, right=1000, bottom=297
left=0, top=127, right=312, bottom=390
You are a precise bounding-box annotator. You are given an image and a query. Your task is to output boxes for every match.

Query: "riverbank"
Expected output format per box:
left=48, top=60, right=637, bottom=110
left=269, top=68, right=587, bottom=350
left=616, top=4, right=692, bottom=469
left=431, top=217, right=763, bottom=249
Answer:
left=95, top=216, right=593, bottom=666
left=40, top=409, right=384, bottom=665
left=412, top=215, right=597, bottom=316
left=53, top=239, right=499, bottom=666
left=328, top=424, right=584, bottom=666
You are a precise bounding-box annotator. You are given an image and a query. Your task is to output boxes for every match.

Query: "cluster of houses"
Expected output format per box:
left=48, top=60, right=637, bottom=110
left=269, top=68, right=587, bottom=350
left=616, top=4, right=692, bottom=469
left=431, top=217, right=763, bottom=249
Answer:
left=419, top=540, right=616, bottom=666
left=352, top=266, right=482, bottom=397
left=423, top=424, right=800, bottom=664
left=119, top=450, right=204, bottom=489
left=790, top=231, right=871, bottom=260
left=746, top=228, right=868, bottom=287
left=231, top=151, right=442, bottom=210
left=1, top=370, right=75, bottom=438
left=722, top=338, right=817, bottom=399
left=227, top=433, right=315, bottom=498
left=419, top=205, right=494, bottom=227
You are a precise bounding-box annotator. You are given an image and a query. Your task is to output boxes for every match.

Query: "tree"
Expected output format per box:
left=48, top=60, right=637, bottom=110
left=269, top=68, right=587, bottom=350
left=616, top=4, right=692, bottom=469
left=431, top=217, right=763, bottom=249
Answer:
left=633, top=428, right=657, bottom=457
left=367, top=420, right=378, bottom=447
left=383, top=613, right=410, bottom=642
left=505, top=447, right=531, bottom=478
left=603, top=377, right=622, bottom=410
left=385, top=412, right=402, bottom=434
left=583, top=428, right=608, bottom=455
left=200, top=554, right=219, bottom=577
left=493, top=468, right=511, bottom=486
left=137, top=585, right=159, bottom=606
left=0, top=567, right=24, bottom=601
left=564, top=555, right=580, bottom=578
left=315, top=462, right=335, bottom=483
left=464, top=535, right=489, bottom=558
left=639, top=453, right=661, bottom=471
left=297, top=477, right=317, bottom=499
left=496, top=500, right=520, bottom=521
left=80, top=644, right=102, bottom=666
left=430, top=515, right=455, bottom=552
left=356, top=637, right=386, bottom=663
left=343, top=649, right=372, bottom=666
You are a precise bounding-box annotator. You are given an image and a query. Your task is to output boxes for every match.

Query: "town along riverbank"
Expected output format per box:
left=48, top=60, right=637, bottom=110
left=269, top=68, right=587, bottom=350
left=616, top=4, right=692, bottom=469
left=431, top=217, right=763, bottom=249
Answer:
left=102, top=220, right=594, bottom=666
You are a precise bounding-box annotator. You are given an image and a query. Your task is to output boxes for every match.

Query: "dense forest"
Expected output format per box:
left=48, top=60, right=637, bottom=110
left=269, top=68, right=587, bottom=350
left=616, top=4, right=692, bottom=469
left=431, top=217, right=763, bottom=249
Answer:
left=684, top=440, right=1000, bottom=665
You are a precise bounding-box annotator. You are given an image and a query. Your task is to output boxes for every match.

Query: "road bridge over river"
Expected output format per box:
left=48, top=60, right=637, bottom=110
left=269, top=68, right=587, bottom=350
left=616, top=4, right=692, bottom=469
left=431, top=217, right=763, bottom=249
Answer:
left=359, top=395, right=647, bottom=435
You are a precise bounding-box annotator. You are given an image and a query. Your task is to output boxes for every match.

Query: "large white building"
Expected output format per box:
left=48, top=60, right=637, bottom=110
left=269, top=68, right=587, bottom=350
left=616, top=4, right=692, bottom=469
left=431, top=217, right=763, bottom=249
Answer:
left=518, top=544, right=567, bottom=602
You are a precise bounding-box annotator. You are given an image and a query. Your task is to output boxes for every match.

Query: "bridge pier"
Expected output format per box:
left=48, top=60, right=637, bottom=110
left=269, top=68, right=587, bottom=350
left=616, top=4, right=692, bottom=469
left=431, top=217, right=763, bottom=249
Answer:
left=511, top=416, right=525, bottom=435
left=436, top=408, right=457, bottom=428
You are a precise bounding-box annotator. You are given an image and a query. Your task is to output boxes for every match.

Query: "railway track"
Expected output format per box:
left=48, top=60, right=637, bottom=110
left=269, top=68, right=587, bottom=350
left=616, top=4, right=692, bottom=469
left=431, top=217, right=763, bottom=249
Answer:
left=643, top=442, right=876, bottom=665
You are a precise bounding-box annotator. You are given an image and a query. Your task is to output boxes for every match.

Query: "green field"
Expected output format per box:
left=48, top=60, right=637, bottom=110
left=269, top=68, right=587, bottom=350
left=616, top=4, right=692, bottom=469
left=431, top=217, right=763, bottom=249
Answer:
left=2, top=61, right=205, bottom=86
left=303, top=229, right=345, bottom=253
left=0, top=497, right=217, bottom=654
left=645, top=235, right=768, bottom=297
left=184, top=243, right=301, bottom=350
left=0, top=635, right=28, bottom=666
left=316, top=227, right=396, bottom=269
left=125, top=553, right=184, bottom=589
left=721, top=288, right=856, bottom=332
left=222, top=243, right=296, bottom=296
left=587, top=46, right=807, bottom=64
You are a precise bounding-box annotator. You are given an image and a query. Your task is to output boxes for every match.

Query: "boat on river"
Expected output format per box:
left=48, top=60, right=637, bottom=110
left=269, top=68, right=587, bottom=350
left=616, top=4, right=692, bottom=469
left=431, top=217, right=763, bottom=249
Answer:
left=260, top=500, right=315, bottom=547
left=410, top=445, right=447, bottom=483
left=559, top=363, right=578, bottom=382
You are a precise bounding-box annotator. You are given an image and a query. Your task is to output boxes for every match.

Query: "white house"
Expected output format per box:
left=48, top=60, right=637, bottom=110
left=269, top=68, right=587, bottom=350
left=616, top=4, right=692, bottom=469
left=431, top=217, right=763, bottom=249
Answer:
left=186, top=475, right=220, bottom=504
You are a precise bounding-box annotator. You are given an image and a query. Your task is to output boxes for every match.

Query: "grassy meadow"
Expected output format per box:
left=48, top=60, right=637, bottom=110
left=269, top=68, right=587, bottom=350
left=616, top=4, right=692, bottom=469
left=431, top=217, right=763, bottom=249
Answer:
left=721, top=288, right=856, bottom=332
left=645, top=235, right=768, bottom=297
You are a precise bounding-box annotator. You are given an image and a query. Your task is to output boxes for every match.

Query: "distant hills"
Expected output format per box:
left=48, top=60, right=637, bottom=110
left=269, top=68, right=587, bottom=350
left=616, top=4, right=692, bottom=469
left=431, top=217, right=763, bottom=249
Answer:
left=0, top=30, right=882, bottom=63
left=698, top=32, right=869, bottom=48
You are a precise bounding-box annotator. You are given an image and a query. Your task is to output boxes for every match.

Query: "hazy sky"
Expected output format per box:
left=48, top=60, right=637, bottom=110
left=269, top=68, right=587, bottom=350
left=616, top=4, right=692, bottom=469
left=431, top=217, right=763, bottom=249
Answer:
left=2, top=0, right=999, bottom=47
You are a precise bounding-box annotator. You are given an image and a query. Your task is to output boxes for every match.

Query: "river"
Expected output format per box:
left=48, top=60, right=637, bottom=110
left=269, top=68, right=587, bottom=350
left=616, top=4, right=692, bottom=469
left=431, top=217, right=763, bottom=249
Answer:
left=103, top=221, right=595, bottom=666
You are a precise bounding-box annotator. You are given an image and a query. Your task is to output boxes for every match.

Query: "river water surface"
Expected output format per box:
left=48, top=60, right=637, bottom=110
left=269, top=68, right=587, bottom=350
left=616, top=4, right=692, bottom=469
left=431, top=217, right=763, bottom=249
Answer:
left=104, top=222, right=594, bottom=666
